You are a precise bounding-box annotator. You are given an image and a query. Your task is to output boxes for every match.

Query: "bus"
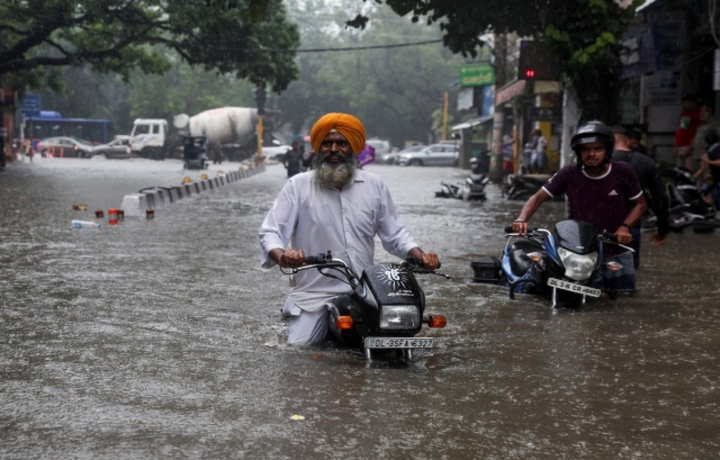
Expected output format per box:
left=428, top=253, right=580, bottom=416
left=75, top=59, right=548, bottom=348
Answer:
left=25, top=111, right=113, bottom=144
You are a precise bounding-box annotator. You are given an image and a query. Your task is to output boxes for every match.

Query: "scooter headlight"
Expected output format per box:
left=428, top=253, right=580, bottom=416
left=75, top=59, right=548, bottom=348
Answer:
left=557, top=247, right=598, bottom=281
left=380, top=305, right=420, bottom=330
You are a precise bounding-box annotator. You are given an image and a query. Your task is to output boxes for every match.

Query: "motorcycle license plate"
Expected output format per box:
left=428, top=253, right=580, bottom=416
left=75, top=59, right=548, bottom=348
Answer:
left=364, top=337, right=434, bottom=349
left=547, top=278, right=601, bottom=297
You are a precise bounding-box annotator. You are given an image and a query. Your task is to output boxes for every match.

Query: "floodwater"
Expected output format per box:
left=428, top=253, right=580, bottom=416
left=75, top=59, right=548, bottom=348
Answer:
left=1, top=156, right=719, bottom=459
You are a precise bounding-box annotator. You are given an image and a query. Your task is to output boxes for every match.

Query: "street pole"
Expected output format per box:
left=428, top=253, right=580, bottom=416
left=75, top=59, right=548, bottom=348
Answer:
left=257, top=115, right=263, bottom=160
left=255, top=82, right=266, bottom=164
left=442, top=91, right=449, bottom=141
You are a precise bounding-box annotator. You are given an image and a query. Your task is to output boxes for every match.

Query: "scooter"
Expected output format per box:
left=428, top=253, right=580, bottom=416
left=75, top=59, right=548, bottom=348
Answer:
left=501, top=173, right=552, bottom=201
left=436, top=158, right=489, bottom=201
left=281, top=251, right=449, bottom=360
left=472, top=220, right=634, bottom=308
left=660, top=167, right=720, bottom=232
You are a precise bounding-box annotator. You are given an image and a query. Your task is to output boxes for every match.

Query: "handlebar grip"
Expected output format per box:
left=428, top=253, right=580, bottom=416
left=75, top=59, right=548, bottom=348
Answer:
left=602, top=231, right=619, bottom=243
left=504, top=226, right=514, bottom=233
left=304, top=251, right=331, bottom=264
left=402, top=257, right=441, bottom=269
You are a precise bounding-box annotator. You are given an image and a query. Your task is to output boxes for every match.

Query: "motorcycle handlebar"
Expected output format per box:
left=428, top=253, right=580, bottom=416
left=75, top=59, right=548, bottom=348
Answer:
left=505, top=225, right=540, bottom=235
left=303, top=252, right=332, bottom=265
left=303, top=251, right=441, bottom=270
left=400, top=257, right=441, bottom=270
left=601, top=231, right=618, bottom=243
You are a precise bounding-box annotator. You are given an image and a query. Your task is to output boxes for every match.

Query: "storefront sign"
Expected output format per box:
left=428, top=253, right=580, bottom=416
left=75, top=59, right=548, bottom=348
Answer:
left=460, top=63, right=496, bottom=87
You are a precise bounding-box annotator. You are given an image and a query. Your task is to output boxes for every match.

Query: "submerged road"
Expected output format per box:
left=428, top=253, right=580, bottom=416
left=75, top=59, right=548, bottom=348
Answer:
left=1, top=156, right=719, bottom=459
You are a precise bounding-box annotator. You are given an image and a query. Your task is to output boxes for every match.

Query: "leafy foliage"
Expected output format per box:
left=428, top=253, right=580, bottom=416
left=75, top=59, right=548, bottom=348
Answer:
left=0, top=0, right=300, bottom=93
left=353, top=0, right=644, bottom=121
left=277, top=0, right=466, bottom=146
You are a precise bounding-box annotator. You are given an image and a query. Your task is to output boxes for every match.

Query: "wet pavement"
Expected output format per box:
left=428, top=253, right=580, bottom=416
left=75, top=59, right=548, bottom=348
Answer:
left=1, top=156, right=719, bottom=459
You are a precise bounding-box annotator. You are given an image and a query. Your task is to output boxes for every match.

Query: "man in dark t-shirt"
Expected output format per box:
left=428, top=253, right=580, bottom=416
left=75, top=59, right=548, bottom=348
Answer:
left=512, top=121, right=647, bottom=294
left=612, top=126, right=670, bottom=269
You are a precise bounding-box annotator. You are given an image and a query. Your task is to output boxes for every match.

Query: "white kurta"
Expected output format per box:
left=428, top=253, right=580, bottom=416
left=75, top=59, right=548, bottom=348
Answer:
left=259, top=169, right=418, bottom=312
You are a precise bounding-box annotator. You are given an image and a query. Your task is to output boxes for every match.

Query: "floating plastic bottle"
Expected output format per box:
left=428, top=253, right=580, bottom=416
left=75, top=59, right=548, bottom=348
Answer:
left=72, top=220, right=101, bottom=229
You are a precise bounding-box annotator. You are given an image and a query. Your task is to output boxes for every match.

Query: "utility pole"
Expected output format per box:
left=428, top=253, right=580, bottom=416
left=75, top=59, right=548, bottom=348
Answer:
left=255, top=82, right=267, bottom=163
left=442, top=91, right=449, bottom=141
left=490, top=33, right=508, bottom=182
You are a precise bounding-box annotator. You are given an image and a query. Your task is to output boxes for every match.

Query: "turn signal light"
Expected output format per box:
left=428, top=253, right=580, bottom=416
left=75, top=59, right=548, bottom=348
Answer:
left=428, top=315, right=447, bottom=328
left=606, top=261, right=623, bottom=272
left=526, top=252, right=543, bottom=262
left=335, top=316, right=354, bottom=330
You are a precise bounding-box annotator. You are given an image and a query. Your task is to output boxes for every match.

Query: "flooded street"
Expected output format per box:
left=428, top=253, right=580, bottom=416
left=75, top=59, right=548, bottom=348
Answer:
left=1, top=157, right=719, bottom=459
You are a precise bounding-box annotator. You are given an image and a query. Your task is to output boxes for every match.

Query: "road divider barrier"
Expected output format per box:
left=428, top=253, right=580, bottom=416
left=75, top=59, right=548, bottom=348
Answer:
left=119, top=165, right=265, bottom=217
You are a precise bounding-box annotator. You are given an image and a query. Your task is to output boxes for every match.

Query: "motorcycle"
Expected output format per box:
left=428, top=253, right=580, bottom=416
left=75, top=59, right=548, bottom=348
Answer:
left=472, top=220, right=634, bottom=308
left=501, top=173, right=552, bottom=201
left=435, top=158, right=489, bottom=201
left=281, top=251, right=449, bottom=360
left=656, top=166, right=720, bottom=232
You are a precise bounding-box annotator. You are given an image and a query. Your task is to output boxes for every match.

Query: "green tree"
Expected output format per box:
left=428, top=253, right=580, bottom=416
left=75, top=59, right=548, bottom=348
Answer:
left=0, top=0, right=300, bottom=93
left=350, top=0, right=643, bottom=121
left=278, top=0, right=465, bottom=146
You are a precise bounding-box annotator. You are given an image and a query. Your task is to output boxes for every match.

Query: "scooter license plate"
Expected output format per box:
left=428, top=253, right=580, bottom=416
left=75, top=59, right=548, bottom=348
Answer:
left=547, top=278, right=601, bottom=297
left=364, top=337, right=434, bottom=349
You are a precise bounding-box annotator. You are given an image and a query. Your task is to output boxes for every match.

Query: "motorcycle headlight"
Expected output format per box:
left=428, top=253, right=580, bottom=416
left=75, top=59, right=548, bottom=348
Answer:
left=379, top=305, right=420, bottom=330
left=558, top=247, right=598, bottom=281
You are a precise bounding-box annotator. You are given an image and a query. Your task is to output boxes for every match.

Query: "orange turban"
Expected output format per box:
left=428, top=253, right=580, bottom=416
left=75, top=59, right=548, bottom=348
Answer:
left=309, top=113, right=366, bottom=155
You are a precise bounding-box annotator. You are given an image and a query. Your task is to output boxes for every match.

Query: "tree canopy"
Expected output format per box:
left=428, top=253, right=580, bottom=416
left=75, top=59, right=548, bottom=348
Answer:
left=0, top=0, right=300, bottom=93
left=350, top=0, right=643, bottom=121
left=277, top=0, right=466, bottom=146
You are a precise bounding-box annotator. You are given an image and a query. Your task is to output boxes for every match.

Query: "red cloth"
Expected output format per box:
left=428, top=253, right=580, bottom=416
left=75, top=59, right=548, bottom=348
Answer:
left=675, top=109, right=700, bottom=147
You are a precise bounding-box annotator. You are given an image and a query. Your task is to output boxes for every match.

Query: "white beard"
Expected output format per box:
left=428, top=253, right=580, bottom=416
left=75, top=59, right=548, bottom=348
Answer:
left=312, top=153, right=358, bottom=189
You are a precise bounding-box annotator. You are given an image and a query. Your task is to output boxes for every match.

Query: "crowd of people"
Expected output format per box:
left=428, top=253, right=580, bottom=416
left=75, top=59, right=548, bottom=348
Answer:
left=674, top=97, right=720, bottom=212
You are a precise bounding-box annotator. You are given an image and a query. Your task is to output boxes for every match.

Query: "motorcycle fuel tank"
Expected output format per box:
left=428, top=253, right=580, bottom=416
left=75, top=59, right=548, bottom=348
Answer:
left=553, top=220, right=598, bottom=255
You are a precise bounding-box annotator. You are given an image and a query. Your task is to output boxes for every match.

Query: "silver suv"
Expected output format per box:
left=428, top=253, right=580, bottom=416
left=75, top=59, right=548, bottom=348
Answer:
left=398, top=143, right=459, bottom=166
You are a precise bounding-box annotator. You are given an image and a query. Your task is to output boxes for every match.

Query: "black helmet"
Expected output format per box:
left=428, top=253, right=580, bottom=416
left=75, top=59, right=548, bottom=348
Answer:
left=570, top=121, right=615, bottom=164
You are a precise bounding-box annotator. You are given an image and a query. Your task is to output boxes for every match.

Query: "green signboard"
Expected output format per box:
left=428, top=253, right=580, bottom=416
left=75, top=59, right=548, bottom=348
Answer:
left=460, top=63, right=496, bottom=87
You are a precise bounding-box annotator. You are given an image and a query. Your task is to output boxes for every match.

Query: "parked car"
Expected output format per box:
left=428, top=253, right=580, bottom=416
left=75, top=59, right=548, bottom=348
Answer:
left=398, top=143, right=459, bottom=166
left=383, top=144, right=425, bottom=165
left=92, top=135, right=133, bottom=159
left=36, top=136, right=95, bottom=158
left=366, top=138, right=391, bottom=160
left=263, top=139, right=292, bottom=162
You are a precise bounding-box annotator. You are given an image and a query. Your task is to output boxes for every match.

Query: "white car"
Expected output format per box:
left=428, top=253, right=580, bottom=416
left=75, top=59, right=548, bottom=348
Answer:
left=383, top=145, right=425, bottom=164
left=36, top=136, right=95, bottom=158
left=398, top=143, right=459, bottom=167
left=262, top=140, right=292, bottom=161
left=92, top=135, right=133, bottom=159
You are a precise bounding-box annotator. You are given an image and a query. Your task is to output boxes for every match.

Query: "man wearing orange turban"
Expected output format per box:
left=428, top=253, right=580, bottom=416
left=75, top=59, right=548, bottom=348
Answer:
left=260, top=112, right=440, bottom=344
left=309, top=112, right=366, bottom=156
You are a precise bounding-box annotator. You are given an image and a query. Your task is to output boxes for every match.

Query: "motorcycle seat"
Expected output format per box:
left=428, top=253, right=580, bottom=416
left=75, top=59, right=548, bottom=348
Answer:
left=509, top=240, right=545, bottom=275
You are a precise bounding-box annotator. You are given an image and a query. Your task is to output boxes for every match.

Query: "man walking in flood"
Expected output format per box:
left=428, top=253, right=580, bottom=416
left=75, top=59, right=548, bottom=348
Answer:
left=511, top=121, right=647, bottom=294
left=259, top=113, right=439, bottom=343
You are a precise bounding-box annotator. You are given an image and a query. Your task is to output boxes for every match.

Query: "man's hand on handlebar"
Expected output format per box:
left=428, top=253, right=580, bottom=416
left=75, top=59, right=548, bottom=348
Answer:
left=407, top=248, right=440, bottom=270
left=420, top=253, right=440, bottom=270
left=511, top=220, right=529, bottom=234
left=614, top=226, right=633, bottom=246
left=271, top=248, right=306, bottom=268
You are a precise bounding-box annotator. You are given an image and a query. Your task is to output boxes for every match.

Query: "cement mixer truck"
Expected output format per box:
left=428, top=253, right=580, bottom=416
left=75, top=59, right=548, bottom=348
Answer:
left=129, top=107, right=275, bottom=161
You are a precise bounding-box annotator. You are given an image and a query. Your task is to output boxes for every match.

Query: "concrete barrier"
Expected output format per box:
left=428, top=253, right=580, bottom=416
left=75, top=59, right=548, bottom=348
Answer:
left=119, top=164, right=265, bottom=217
left=120, top=194, right=150, bottom=217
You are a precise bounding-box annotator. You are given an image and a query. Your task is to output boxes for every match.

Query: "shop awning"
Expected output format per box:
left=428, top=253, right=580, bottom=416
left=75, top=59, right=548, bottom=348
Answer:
left=451, top=114, right=494, bottom=131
